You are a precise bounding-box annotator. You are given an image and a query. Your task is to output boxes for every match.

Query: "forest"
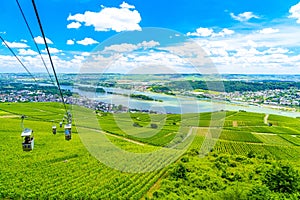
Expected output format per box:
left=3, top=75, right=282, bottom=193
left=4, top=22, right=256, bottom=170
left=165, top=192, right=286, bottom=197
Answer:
left=164, top=80, right=300, bottom=92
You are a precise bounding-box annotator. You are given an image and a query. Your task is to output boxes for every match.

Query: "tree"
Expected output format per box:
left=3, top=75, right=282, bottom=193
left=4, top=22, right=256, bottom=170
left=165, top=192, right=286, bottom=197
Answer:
left=172, top=163, right=187, bottom=180
left=247, top=151, right=256, bottom=158
left=150, top=123, right=158, bottom=129
left=262, top=163, right=300, bottom=193
left=133, top=122, right=142, bottom=127
left=247, top=185, right=270, bottom=200
left=117, top=104, right=123, bottom=111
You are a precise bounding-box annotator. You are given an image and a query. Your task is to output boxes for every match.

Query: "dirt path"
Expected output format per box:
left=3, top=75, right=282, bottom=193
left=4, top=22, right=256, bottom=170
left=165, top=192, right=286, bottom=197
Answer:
left=252, top=132, right=277, bottom=136
left=0, top=115, right=18, bottom=118
left=78, top=126, right=146, bottom=146
left=264, top=114, right=269, bottom=124
left=110, top=133, right=146, bottom=146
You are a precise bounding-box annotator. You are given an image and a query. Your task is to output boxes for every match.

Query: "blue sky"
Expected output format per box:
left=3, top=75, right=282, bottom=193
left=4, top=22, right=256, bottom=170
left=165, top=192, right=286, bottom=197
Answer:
left=1, top=0, right=300, bottom=74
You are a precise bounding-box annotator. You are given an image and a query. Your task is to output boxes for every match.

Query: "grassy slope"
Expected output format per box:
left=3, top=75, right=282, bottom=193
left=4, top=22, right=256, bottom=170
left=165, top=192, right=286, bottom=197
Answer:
left=0, top=102, right=299, bottom=199
left=0, top=103, right=163, bottom=199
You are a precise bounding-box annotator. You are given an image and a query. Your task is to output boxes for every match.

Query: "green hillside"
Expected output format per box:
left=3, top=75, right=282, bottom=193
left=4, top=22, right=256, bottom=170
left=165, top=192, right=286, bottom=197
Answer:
left=0, top=102, right=300, bottom=199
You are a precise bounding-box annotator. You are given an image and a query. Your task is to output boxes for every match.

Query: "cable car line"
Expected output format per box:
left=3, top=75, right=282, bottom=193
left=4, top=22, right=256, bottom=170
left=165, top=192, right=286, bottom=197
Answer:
left=31, top=0, right=68, bottom=114
left=16, top=0, right=55, bottom=85
left=0, top=35, right=37, bottom=83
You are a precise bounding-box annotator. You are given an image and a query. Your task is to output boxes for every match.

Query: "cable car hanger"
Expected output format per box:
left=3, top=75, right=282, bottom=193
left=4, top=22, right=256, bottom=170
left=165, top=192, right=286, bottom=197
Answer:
left=51, top=120, right=57, bottom=135
left=21, top=115, right=34, bottom=151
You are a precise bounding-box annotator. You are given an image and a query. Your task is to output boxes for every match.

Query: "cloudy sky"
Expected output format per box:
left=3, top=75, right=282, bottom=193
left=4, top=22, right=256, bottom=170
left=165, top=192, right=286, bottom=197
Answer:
left=1, top=0, right=300, bottom=74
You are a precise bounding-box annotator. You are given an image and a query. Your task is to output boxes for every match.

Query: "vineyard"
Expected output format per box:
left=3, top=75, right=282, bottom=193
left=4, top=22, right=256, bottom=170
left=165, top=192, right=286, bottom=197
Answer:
left=0, top=102, right=300, bottom=199
left=0, top=103, right=168, bottom=199
left=190, top=111, right=300, bottom=161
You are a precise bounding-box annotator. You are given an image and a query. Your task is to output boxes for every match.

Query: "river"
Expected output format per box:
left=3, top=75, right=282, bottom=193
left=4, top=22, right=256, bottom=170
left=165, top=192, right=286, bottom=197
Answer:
left=61, top=85, right=300, bottom=118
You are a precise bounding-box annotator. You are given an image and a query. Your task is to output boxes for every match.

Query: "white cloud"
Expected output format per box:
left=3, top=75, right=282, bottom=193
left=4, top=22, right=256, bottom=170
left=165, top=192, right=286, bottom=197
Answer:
left=263, top=47, right=289, bottom=54
left=34, top=36, right=53, bottom=44
left=0, top=53, right=86, bottom=73
left=74, top=55, right=85, bottom=61
left=21, top=39, right=27, bottom=43
left=104, top=43, right=138, bottom=52
left=82, top=50, right=197, bottom=74
left=138, top=40, right=160, bottom=49
left=1, top=41, right=28, bottom=48
left=234, top=47, right=262, bottom=57
left=213, top=28, right=235, bottom=37
left=187, top=27, right=213, bottom=37
left=120, top=2, right=135, bottom=9
left=18, top=49, right=38, bottom=55
left=42, top=47, right=62, bottom=54
left=185, top=25, right=300, bottom=74
left=78, top=39, right=214, bottom=74
left=67, top=22, right=81, bottom=29
left=67, top=2, right=141, bottom=32
left=76, top=37, right=99, bottom=46
left=210, top=48, right=229, bottom=57
left=81, top=52, right=90, bottom=56
left=259, top=28, right=279, bottom=34
left=246, top=40, right=258, bottom=48
left=66, top=39, right=75, bottom=45
left=230, top=12, right=259, bottom=22
left=289, top=2, right=300, bottom=23
left=187, top=27, right=234, bottom=37
left=248, top=26, right=300, bottom=48
left=103, top=40, right=160, bottom=52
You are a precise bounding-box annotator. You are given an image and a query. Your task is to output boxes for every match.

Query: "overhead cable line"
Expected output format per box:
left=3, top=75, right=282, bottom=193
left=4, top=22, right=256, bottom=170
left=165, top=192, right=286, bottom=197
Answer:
left=16, top=0, right=55, bottom=85
left=0, top=35, right=37, bottom=83
left=31, top=0, right=68, bottom=113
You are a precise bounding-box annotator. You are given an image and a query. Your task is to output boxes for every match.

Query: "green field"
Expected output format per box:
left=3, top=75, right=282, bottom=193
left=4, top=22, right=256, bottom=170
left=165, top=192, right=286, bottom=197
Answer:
left=0, top=102, right=300, bottom=199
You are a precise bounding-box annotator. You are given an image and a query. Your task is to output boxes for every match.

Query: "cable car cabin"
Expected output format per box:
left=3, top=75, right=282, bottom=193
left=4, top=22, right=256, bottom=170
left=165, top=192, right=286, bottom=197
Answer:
left=52, top=126, right=57, bottom=134
left=21, top=128, right=34, bottom=151
left=64, top=124, right=72, bottom=140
